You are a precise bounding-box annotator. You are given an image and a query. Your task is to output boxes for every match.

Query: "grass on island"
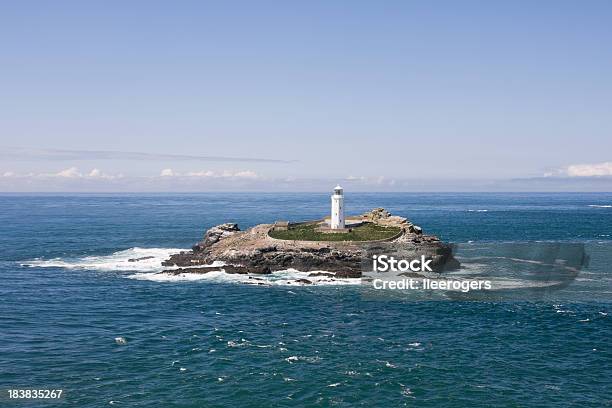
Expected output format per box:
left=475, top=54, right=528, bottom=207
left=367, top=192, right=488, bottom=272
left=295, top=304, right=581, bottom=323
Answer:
left=268, top=222, right=401, bottom=242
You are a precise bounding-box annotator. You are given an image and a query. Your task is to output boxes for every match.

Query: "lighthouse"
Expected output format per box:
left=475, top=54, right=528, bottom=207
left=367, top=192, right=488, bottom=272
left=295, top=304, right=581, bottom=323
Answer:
left=331, top=185, right=345, bottom=229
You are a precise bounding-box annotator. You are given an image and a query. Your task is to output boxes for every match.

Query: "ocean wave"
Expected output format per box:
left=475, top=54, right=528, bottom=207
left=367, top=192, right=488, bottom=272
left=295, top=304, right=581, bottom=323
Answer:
left=23, top=247, right=362, bottom=286
left=485, top=278, right=563, bottom=290
left=446, top=262, right=488, bottom=275
left=127, top=268, right=362, bottom=287
left=21, top=247, right=186, bottom=272
left=467, top=209, right=488, bottom=212
left=457, top=255, right=581, bottom=273
left=284, top=355, right=322, bottom=364
left=588, top=204, right=612, bottom=208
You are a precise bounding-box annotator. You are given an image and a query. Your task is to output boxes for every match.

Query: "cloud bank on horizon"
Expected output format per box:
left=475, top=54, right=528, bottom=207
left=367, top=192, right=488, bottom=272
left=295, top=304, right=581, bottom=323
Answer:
left=2, top=161, right=612, bottom=192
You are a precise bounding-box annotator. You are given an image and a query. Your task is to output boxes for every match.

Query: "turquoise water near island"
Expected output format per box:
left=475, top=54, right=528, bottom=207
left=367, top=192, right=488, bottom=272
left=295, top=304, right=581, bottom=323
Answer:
left=0, top=193, right=611, bottom=407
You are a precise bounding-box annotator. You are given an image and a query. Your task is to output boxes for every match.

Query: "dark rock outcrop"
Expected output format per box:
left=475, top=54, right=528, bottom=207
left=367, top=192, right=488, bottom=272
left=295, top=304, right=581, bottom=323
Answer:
left=192, top=223, right=240, bottom=252
left=164, top=265, right=270, bottom=275
left=128, top=256, right=155, bottom=262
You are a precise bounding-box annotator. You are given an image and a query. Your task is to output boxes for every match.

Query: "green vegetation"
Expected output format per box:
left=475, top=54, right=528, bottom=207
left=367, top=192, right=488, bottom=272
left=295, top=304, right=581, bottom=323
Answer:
left=268, top=222, right=401, bottom=242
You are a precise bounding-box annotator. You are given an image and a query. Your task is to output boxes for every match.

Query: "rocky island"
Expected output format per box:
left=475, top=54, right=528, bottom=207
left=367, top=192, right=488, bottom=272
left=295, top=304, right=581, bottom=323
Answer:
left=160, top=206, right=460, bottom=284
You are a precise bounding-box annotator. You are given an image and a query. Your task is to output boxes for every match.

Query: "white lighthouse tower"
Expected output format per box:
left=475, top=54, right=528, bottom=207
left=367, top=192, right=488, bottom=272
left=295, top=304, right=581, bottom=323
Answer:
left=330, top=185, right=345, bottom=229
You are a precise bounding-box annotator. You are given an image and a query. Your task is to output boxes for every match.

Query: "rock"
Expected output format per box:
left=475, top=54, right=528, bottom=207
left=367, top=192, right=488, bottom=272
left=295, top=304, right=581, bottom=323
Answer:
left=361, top=208, right=408, bottom=227
left=162, top=208, right=460, bottom=278
left=295, top=278, right=313, bottom=284
left=308, top=272, right=336, bottom=277
left=163, top=266, right=224, bottom=275
left=259, top=246, right=278, bottom=253
left=193, top=223, right=240, bottom=252
left=235, top=263, right=271, bottom=275
left=222, top=265, right=249, bottom=274
left=334, top=270, right=362, bottom=278
left=128, top=256, right=155, bottom=262
left=409, top=225, right=423, bottom=234
left=162, top=265, right=271, bottom=275
left=363, top=207, right=391, bottom=220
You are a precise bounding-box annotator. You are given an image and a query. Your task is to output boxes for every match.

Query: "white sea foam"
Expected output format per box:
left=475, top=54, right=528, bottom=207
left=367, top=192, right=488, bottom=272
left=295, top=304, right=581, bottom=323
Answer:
left=486, top=278, right=563, bottom=290
left=114, top=337, right=127, bottom=345
left=442, top=275, right=564, bottom=291
left=227, top=339, right=249, bottom=348
left=588, top=204, right=612, bottom=208
left=127, top=267, right=362, bottom=286
left=266, top=269, right=361, bottom=286
left=127, top=270, right=235, bottom=282
left=25, top=247, right=576, bottom=292
left=22, top=247, right=187, bottom=272
left=446, top=262, right=488, bottom=275
left=461, top=255, right=581, bottom=273
left=467, top=209, right=488, bottom=212
left=401, top=385, right=414, bottom=397
left=26, top=247, right=361, bottom=286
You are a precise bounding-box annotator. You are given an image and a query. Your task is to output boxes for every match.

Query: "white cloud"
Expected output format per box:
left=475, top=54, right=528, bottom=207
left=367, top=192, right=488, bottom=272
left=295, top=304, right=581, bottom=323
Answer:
left=56, top=167, right=82, bottom=178
left=565, top=162, right=612, bottom=177
left=87, top=168, right=119, bottom=179
left=3, top=168, right=121, bottom=179
left=548, top=162, right=612, bottom=177
left=160, top=168, right=176, bottom=177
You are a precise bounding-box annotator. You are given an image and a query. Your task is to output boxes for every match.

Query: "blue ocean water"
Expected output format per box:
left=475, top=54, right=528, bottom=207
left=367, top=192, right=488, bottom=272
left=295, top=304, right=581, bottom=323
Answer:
left=0, top=193, right=611, bottom=407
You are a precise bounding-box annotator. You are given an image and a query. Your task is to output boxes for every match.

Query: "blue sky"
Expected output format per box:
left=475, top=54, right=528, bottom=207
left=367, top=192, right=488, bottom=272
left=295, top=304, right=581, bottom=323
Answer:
left=1, top=1, right=611, bottom=191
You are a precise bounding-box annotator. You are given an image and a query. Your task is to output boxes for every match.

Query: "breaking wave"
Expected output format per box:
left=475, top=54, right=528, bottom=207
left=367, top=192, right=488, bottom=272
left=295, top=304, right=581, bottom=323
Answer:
left=21, top=247, right=186, bottom=272
left=22, top=248, right=361, bottom=286
left=588, top=204, right=612, bottom=208
left=127, top=268, right=362, bottom=286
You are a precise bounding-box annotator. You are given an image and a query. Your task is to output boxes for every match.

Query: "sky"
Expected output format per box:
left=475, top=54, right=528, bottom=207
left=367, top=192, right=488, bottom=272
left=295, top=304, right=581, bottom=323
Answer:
left=1, top=0, right=611, bottom=191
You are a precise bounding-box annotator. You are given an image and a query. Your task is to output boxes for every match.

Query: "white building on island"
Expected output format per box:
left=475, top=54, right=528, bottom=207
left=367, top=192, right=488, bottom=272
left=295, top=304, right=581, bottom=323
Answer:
left=330, top=185, right=345, bottom=229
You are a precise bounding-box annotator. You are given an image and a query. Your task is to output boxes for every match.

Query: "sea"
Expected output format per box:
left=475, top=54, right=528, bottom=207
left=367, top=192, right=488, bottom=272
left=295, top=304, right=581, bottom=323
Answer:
left=0, top=193, right=610, bottom=407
